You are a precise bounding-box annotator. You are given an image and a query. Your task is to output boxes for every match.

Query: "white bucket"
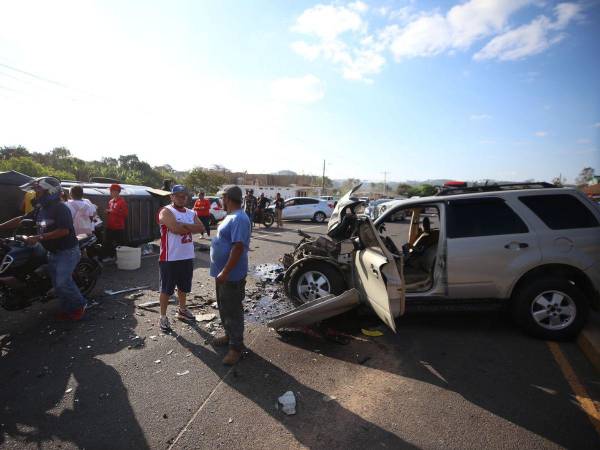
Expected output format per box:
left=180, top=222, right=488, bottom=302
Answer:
left=116, top=246, right=142, bottom=270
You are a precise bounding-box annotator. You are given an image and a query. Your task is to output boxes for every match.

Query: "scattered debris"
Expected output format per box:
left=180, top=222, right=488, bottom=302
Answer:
left=104, top=286, right=150, bottom=296
left=195, top=313, right=217, bottom=322
left=253, top=263, right=284, bottom=283
left=228, top=418, right=233, bottom=424
left=65, top=388, right=73, bottom=394
left=176, top=370, right=190, bottom=376
left=166, top=349, right=173, bottom=355
left=125, top=292, right=145, bottom=300
left=163, top=413, right=168, bottom=419
left=322, top=395, right=336, bottom=402
left=150, top=335, right=158, bottom=340
left=128, top=336, right=146, bottom=349
left=154, top=359, right=161, bottom=364
left=278, top=391, right=297, bottom=415
left=361, top=329, right=384, bottom=337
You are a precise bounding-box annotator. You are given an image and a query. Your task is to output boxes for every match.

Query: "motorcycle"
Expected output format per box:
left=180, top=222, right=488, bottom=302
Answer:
left=254, top=209, right=275, bottom=228
left=0, top=220, right=103, bottom=311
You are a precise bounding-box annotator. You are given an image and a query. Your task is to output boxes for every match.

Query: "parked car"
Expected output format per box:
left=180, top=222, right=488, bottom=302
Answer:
left=191, top=195, right=226, bottom=225
left=269, top=183, right=600, bottom=341
left=364, top=198, right=399, bottom=220
left=267, top=197, right=334, bottom=223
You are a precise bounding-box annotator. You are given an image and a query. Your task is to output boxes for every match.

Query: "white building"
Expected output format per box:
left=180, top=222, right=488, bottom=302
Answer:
left=220, top=184, right=317, bottom=199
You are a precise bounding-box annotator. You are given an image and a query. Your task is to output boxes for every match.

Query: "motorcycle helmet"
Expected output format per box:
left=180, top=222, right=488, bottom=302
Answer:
left=20, top=177, right=62, bottom=204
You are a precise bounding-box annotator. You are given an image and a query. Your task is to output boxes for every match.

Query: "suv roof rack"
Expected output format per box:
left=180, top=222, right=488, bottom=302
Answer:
left=436, top=182, right=555, bottom=196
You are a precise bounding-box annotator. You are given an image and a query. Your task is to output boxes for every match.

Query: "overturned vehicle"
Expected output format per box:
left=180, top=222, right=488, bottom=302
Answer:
left=269, top=183, right=600, bottom=340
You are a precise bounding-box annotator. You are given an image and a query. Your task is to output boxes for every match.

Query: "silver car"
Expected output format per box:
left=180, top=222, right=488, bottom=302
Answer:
left=269, top=183, right=600, bottom=341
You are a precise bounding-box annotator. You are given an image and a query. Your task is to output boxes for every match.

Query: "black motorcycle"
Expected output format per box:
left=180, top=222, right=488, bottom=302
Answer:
left=0, top=221, right=103, bottom=311
left=254, top=209, right=275, bottom=228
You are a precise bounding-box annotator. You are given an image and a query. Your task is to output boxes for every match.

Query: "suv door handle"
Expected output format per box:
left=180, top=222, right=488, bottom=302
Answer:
left=370, top=263, right=379, bottom=278
left=504, top=242, right=529, bottom=250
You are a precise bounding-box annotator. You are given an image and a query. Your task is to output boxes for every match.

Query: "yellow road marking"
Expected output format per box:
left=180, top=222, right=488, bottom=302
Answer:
left=547, top=341, right=600, bottom=436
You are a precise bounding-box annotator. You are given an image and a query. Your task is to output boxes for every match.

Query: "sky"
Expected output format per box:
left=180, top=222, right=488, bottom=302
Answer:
left=0, top=0, right=599, bottom=183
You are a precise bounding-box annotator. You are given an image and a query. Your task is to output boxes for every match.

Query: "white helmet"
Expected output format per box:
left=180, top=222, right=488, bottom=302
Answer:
left=20, top=176, right=62, bottom=195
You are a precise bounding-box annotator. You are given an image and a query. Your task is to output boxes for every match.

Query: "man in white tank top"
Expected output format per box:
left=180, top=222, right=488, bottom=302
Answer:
left=158, top=185, right=205, bottom=332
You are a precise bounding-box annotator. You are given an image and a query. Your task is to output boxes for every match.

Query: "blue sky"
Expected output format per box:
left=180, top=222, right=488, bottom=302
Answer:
left=0, top=0, right=598, bottom=183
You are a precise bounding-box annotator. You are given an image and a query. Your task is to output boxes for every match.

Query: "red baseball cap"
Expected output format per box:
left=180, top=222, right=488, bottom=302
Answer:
left=110, top=183, right=122, bottom=192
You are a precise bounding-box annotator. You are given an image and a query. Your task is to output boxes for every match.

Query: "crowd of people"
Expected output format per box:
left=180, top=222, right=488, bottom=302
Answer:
left=0, top=178, right=255, bottom=366
left=242, top=188, right=285, bottom=228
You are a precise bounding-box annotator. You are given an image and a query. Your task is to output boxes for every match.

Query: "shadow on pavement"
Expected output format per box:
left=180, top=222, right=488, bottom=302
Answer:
left=275, top=310, right=599, bottom=448
left=175, top=325, right=418, bottom=449
left=0, top=265, right=150, bottom=449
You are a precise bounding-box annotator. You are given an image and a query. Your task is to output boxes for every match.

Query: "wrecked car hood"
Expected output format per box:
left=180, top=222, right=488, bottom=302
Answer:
left=327, top=184, right=364, bottom=236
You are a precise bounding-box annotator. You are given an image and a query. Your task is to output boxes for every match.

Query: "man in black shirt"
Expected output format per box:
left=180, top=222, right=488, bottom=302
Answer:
left=0, top=177, right=86, bottom=320
left=255, top=193, right=271, bottom=228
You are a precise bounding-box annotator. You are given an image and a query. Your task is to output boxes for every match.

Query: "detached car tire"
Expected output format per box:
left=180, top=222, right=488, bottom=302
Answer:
left=287, top=261, right=346, bottom=304
left=513, top=275, right=589, bottom=341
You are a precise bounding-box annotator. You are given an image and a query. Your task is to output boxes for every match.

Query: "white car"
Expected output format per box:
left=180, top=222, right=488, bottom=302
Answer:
left=268, top=197, right=334, bottom=223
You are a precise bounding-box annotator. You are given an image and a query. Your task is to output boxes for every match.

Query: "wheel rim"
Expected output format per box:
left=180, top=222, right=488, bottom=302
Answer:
left=315, top=213, right=325, bottom=223
left=530, top=290, right=576, bottom=330
left=296, top=270, right=331, bottom=302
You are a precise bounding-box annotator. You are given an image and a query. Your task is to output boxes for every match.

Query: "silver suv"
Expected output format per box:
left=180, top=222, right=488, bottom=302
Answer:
left=269, top=183, right=600, bottom=340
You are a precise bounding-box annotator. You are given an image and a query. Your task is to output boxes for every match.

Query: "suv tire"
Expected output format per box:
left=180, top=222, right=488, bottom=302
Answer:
left=287, top=261, right=346, bottom=304
left=513, top=275, right=589, bottom=341
left=313, top=212, right=326, bottom=223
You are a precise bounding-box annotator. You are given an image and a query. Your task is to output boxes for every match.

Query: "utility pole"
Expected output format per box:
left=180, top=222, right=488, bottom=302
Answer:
left=322, top=159, right=326, bottom=195
left=382, top=171, right=388, bottom=196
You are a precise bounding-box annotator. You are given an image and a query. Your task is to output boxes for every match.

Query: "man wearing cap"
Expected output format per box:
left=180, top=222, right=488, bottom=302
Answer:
left=0, top=177, right=87, bottom=320
left=158, top=185, right=206, bottom=332
left=104, top=184, right=128, bottom=261
left=193, top=191, right=212, bottom=238
left=210, top=185, right=251, bottom=365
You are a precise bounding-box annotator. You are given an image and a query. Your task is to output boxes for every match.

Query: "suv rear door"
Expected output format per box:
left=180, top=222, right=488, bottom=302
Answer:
left=445, top=197, right=542, bottom=299
left=354, top=219, right=405, bottom=331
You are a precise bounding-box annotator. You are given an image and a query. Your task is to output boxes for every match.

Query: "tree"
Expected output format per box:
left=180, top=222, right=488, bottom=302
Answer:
left=0, top=156, right=74, bottom=180
left=407, top=184, right=437, bottom=197
left=184, top=167, right=226, bottom=194
left=339, top=178, right=361, bottom=194
left=551, top=175, right=566, bottom=187
left=396, top=183, right=412, bottom=196
left=0, top=146, right=30, bottom=160
left=575, top=167, right=595, bottom=186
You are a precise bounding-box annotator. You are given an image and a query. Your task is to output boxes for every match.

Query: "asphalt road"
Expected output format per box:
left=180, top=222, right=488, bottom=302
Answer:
left=1, top=220, right=599, bottom=449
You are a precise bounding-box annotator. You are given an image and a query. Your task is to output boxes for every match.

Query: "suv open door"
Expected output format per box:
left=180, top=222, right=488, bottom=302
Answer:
left=354, top=218, right=405, bottom=331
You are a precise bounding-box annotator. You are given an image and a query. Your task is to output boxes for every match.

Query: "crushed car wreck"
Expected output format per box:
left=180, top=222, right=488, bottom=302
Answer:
left=268, top=183, right=600, bottom=340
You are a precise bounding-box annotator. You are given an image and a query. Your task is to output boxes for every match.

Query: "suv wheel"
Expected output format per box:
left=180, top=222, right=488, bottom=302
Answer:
left=288, top=261, right=346, bottom=304
left=313, top=212, right=326, bottom=223
left=513, top=276, right=589, bottom=341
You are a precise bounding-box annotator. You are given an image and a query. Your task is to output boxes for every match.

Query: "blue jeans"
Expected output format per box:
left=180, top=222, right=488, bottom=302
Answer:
left=245, top=211, right=254, bottom=228
left=47, top=246, right=87, bottom=312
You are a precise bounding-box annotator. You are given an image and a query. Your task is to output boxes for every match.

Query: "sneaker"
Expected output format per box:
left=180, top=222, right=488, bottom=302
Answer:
left=222, top=348, right=241, bottom=366
left=159, top=316, right=172, bottom=333
left=176, top=307, right=195, bottom=322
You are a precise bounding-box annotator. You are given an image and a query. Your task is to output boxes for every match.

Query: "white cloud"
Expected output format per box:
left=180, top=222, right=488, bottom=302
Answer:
left=388, top=0, right=533, bottom=60
left=470, top=113, right=492, bottom=120
left=270, top=75, right=325, bottom=104
left=474, top=3, right=582, bottom=61
left=349, top=1, right=368, bottom=13
left=534, top=131, right=548, bottom=137
left=577, top=138, right=592, bottom=144
left=291, top=1, right=585, bottom=82
left=292, top=4, right=365, bottom=41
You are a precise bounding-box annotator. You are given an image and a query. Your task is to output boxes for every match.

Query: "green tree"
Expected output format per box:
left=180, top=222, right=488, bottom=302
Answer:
left=184, top=167, right=226, bottom=194
left=575, top=167, right=595, bottom=186
left=0, top=156, right=74, bottom=180
left=0, top=146, right=30, bottom=160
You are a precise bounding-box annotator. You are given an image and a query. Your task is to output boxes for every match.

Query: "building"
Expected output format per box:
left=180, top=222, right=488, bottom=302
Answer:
left=220, top=184, right=319, bottom=199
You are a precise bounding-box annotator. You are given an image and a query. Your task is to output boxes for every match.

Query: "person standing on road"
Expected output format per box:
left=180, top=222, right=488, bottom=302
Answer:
left=193, top=191, right=212, bottom=238
left=104, top=184, right=128, bottom=261
left=67, top=185, right=97, bottom=236
left=0, top=177, right=87, bottom=320
left=210, top=185, right=251, bottom=366
left=274, top=192, right=284, bottom=228
left=255, top=193, right=270, bottom=228
left=243, top=189, right=257, bottom=229
left=158, top=185, right=206, bottom=332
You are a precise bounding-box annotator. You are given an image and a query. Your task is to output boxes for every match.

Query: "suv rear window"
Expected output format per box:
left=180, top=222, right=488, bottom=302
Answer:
left=447, top=198, right=529, bottom=238
left=519, top=194, right=599, bottom=230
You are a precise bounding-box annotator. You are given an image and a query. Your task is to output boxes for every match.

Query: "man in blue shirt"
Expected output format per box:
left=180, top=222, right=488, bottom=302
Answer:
left=210, top=185, right=251, bottom=365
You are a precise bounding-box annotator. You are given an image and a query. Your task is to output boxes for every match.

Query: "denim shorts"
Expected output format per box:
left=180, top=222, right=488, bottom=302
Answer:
left=159, top=259, right=194, bottom=295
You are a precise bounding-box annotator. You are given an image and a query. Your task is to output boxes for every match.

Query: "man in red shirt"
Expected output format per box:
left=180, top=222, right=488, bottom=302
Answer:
left=104, top=184, right=129, bottom=260
left=193, top=191, right=211, bottom=238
